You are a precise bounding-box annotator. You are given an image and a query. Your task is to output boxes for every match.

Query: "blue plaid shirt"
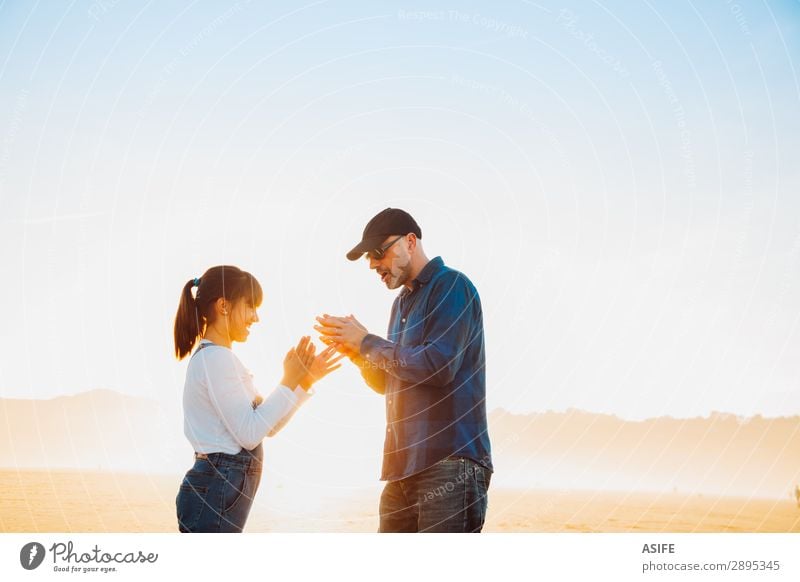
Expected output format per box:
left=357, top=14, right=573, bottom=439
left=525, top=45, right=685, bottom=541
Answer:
left=359, top=256, right=493, bottom=481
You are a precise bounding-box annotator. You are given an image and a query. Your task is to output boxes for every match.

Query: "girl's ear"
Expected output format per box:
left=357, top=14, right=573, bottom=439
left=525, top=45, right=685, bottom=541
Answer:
left=215, top=296, right=229, bottom=316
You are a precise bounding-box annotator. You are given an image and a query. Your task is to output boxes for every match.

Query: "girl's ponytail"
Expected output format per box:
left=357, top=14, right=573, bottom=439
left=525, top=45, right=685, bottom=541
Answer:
left=174, top=278, right=202, bottom=360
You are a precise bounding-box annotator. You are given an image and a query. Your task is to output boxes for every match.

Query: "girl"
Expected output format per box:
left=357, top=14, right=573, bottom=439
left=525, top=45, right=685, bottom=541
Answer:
left=173, top=265, right=342, bottom=532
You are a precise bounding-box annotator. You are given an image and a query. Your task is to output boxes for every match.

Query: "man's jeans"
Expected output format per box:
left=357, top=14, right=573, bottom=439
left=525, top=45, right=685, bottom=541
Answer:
left=379, top=456, right=491, bottom=532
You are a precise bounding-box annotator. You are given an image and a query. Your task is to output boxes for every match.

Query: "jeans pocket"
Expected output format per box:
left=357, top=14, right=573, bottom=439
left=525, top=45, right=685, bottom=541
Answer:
left=176, top=482, right=209, bottom=532
left=480, top=466, right=491, bottom=492
left=221, top=468, right=247, bottom=513
left=470, top=463, right=490, bottom=531
left=191, top=459, right=217, bottom=476
left=436, top=456, right=464, bottom=466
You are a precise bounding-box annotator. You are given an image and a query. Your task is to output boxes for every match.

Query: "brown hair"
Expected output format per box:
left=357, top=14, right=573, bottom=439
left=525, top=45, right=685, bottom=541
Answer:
left=173, top=265, right=263, bottom=360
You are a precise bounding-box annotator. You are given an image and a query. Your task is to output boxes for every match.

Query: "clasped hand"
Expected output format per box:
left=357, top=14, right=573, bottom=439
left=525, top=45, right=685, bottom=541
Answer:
left=313, top=314, right=369, bottom=358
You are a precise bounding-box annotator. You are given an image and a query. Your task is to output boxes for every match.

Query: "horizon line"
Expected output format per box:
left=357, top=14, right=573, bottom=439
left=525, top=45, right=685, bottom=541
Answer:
left=1, top=387, right=797, bottom=423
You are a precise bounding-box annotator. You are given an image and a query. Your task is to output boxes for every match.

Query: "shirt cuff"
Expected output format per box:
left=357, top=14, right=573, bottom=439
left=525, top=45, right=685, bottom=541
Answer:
left=360, top=333, right=393, bottom=362
left=279, top=383, right=314, bottom=403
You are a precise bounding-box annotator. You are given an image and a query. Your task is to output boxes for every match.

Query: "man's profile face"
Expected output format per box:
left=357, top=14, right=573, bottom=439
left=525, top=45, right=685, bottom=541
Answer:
left=368, top=235, right=412, bottom=289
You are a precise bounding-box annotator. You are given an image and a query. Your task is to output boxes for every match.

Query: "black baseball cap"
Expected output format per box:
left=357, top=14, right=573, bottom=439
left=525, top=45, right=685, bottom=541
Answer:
left=346, top=208, right=422, bottom=261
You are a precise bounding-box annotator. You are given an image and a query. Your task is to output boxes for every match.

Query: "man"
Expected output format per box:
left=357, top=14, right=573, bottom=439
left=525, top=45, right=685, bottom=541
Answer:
left=314, top=208, right=493, bottom=532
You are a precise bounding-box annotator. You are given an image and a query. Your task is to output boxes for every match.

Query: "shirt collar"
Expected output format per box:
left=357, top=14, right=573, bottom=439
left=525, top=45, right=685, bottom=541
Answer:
left=402, top=256, right=444, bottom=295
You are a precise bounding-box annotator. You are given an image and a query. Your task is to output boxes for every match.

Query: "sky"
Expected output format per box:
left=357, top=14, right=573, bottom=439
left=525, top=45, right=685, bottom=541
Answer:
left=0, top=0, right=799, bottom=423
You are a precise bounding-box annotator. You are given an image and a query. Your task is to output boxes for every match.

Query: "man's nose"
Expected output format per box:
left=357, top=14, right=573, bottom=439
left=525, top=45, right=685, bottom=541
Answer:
left=369, top=257, right=381, bottom=269
left=253, top=311, right=260, bottom=323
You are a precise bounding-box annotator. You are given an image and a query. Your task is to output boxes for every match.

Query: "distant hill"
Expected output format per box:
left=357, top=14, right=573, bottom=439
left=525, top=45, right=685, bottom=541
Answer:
left=1, top=391, right=798, bottom=499
left=488, top=408, right=800, bottom=499
left=0, top=389, right=188, bottom=473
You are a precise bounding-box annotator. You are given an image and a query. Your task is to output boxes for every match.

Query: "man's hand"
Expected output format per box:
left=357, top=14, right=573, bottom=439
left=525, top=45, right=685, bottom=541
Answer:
left=318, top=335, right=368, bottom=370
left=314, top=313, right=369, bottom=356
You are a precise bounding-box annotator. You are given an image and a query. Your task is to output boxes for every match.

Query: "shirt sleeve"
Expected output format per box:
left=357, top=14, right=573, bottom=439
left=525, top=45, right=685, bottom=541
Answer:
left=354, top=356, right=386, bottom=394
left=260, top=384, right=313, bottom=437
left=359, top=274, right=480, bottom=387
left=202, top=351, right=312, bottom=449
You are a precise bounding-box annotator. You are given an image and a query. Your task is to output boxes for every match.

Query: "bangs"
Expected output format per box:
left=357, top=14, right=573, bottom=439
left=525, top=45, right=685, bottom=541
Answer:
left=242, top=272, right=263, bottom=308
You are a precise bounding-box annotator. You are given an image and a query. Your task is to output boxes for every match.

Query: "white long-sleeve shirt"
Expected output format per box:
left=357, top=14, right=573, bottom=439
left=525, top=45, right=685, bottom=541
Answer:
left=183, top=339, right=312, bottom=453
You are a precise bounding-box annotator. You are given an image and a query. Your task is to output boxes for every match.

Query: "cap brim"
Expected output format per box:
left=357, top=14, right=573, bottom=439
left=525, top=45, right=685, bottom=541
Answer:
left=346, top=235, right=387, bottom=261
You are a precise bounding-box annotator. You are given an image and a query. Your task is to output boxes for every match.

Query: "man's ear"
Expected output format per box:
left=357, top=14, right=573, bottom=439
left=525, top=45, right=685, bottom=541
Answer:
left=407, top=233, right=417, bottom=253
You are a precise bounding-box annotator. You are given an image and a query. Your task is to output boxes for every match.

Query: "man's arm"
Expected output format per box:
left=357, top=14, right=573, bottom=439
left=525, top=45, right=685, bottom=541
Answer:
left=351, top=352, right=386, bottom=395
left=360, top=274, right=480, bottom=387
left=318, top=335, right=386, bottom=395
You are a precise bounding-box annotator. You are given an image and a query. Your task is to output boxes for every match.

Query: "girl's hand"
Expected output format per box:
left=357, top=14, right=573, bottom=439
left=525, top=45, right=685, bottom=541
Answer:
left=281, top=336, right=315, bottom=388
left=299, top=345, right=346, bottom=390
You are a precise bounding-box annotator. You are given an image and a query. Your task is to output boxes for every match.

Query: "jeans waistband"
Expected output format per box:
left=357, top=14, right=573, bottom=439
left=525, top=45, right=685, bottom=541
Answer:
left=194, top=443, right=263, bottom=469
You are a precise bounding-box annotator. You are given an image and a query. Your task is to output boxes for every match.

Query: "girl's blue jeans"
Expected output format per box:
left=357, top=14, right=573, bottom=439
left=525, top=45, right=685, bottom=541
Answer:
left=176, top=444, right=263, bottom=533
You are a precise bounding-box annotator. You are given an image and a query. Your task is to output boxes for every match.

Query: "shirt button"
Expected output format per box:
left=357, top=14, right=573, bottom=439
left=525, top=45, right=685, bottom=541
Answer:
left=387, top=428, right=391, bottom=433
left=388, top=399, right=392, bottom=405
left=401, top=318, right=406, bottom=323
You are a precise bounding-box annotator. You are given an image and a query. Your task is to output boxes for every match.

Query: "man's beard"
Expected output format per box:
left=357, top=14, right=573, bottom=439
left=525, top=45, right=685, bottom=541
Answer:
left=385, top=261, right=412, bottom=289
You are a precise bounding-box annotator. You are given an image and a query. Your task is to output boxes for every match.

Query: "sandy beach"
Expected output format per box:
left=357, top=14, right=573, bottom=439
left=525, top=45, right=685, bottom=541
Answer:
left=2, top=470, right=798, bottom=533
